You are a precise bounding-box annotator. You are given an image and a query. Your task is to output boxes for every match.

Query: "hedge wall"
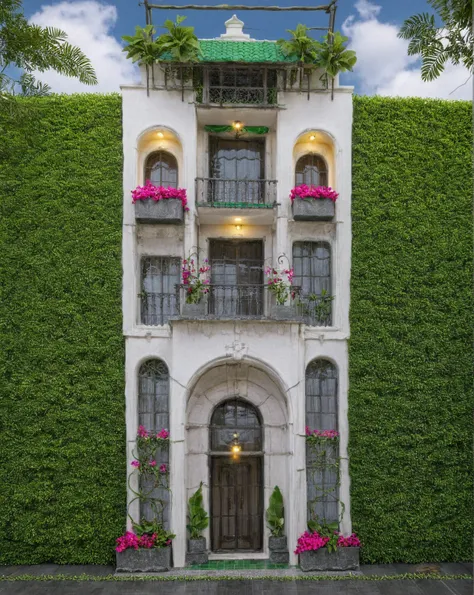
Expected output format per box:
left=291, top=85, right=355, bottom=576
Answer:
left=349, top=96, right=473, bottom=563
left=0, top=95, right=125, bottom=564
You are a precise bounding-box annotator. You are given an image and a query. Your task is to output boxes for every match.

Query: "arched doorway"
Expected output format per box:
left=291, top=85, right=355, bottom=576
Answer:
left=210, top=398, right=263, bottom=552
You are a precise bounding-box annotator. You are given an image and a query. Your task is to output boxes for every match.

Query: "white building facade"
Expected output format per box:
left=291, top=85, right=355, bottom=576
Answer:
left=122, top=17, right=353, bottom=568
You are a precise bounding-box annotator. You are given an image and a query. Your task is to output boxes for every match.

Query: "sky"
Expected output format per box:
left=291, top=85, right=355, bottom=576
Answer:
left=20, top=0, right=473, bottom=99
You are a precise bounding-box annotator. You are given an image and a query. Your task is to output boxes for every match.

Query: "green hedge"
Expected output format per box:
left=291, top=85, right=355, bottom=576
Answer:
left=349, top=96, right=473, bottom=563
left=0, top=95, right=125, bottom=564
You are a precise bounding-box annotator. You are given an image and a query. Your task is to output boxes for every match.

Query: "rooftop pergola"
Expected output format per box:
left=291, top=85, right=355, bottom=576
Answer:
left=137, top=0, right=339, bottom=101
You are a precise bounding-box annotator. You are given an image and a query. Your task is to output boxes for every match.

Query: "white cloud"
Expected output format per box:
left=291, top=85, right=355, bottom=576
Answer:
left=343, top=0, right=472, bottom=100
left=354, top=0, right=381, bottom=21
left=30, top=1, right=139, bottom=93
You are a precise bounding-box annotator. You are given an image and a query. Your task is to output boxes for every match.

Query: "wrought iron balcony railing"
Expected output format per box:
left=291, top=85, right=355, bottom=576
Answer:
left=196, top=178, right=277, bottom=207
left=139, top=286, right=332, bottom=326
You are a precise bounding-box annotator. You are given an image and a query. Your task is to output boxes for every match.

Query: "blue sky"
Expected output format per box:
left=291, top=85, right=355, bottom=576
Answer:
left=22, top=0, right=472, bottom=99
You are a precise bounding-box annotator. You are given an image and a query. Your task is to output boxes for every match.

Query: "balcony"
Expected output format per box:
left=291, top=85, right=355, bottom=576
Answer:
left=196, top=177, right=277, bottom=224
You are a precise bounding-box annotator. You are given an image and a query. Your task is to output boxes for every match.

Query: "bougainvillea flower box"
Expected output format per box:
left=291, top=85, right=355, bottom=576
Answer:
left=296, top=531, right=360, bottom=571
left=132, top=182, right=188, bottom=224
left=298, top=547, right=360, bottom=571
left=116, top=546, right=172, bottom=572
left=290, top=185, right=338, bottom=221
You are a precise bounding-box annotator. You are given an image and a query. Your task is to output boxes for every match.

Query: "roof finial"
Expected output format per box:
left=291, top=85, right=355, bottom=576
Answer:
left=220, top=14, right=251, bottom=41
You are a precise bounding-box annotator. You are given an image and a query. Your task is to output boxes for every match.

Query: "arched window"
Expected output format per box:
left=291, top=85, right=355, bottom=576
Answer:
left=295, top=154, right=328, bottom=187
left=138, top=359, right=170, bottom=526
left=293, top=241, right=332, bottom=326
left=305, top=359, right=338, bottom=525
left=144, top=150, right=178, bottom=188
left=138, top=359, right=169, bottom=431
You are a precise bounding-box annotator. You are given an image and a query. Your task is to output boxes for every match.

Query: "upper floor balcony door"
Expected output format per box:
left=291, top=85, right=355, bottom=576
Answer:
left=208, top=137, right=265, bottom=206
left=209, top=240, right=264, bottom=317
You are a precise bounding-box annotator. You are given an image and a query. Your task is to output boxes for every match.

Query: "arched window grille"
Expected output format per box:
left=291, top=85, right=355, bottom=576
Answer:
left=295, top=154, right=328, bottom=187
left=305, top=359, right=339, bottom=525
left=144, top=150, right=178, bottom=188
left=210, top=398, right=263, bottom=453
left=293, top=241, right=332, bottom=326
left=138, top=359, right=170, bottom=526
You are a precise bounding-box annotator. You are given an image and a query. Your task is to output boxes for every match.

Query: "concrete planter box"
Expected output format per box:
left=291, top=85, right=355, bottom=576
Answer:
left=299, top=547, right=360, bottom=572
left=269, top=535, right=289, bottom=564
left=182, top=302, right=206, bottom=317
left=292, top=198, right=335, bottom=221
left=186, top=537, right=208, bottom=566
left=135, top=199, right=184, bottom=224
left=271, top=305, right=298, bottom=321
left=116, top=546, right=172, bottom=572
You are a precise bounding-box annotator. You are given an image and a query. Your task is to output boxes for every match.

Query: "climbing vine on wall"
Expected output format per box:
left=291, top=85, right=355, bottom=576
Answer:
left=128, top=426, right=171, bottom=527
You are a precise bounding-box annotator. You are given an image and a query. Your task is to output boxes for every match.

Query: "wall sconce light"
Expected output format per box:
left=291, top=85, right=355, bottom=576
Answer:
left=231, top=432, right=242, bottom=455
left=232, top=121, right=243, bottom=131
left=309, top=134, right=316, bottom=141
left=157, top=131, right=164, bottom=139
left=234, top=217, right=242, bottom=232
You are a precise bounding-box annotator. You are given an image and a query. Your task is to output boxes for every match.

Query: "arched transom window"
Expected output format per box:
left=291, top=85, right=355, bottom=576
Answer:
left=305, top=359, right=339, bottom=525
left=295, top=154, right=328, bottom=187
left=144, top=150, right=178, bottom=188
left=210, top=399, right=262, bottom=453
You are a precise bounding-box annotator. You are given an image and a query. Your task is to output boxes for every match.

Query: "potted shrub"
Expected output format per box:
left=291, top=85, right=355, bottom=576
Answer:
left=266, top=486, right=289, bottom=564
left=186, top=482, right=209, bottom=566
left=290, top=185, right=338, bottom=221
left=266, top=265, right=298, bottom=320
left=295, top=522, right=360, bottom=571
left=132, top=181, right=188, bottom=224
left=181, top=256, right=210, bottom=316
left=116, top=519, right=175, bottom=572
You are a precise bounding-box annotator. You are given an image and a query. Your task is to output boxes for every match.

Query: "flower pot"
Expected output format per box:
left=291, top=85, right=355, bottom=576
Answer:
left=116, top=546, right=172, bottom=572
left=292, top=198, right=335, bottom=221
left=298, top=547, right=360, bottom=572
left=186, top=537, right=208, bottom=566
left=182, top=301, right=206, bottom=317
left=269, top=535, right=289, bottom=564
left=271, top=304, right=298, bottom=321
left=135, top=199, right=184, bottom=224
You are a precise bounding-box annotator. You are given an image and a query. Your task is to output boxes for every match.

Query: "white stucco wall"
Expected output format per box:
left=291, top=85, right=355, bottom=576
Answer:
left=121, top=75, right=353, bottom=567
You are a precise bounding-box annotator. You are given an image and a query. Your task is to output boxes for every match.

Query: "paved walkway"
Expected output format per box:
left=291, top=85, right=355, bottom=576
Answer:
left=0, top=563, right=471, bottom=594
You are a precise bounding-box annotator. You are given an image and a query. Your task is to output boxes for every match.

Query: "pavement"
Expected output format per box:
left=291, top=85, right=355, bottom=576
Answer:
left=0, top=563, right=471, bottom=595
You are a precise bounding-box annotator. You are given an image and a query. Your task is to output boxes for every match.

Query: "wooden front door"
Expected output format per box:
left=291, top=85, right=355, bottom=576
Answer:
left=211, top=456, right=263, bottom=552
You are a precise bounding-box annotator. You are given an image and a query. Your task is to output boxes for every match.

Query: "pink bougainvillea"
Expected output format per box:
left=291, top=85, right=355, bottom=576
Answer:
left=131, top=181, right=189, bottom=211
left=159, top=464, right=168, bottom=474
left=116, top=531, right=160, bottom=552
left=294, top=531, right=329, bottom=554
left=337, top=533, right=361, bottom=548
left=290, top=185, right=339, bottom=203
left=156, top=429, right=169, bottom=440
left=305, top=426, right=339, bottom=439
left=295, top=530, right=360, bottom=554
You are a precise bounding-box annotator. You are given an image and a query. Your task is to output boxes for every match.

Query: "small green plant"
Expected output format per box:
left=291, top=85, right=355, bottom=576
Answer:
left=298, top=289, right=334, bottom=324
left=187, top=482, right=209, bottom=539
left=131, top=518, right=175, bottom=548
left=122, top=16, right=201, bottom=67
left=122, top=24, right=162, bottom=66
left=307, top=520, right=339, bottom=553
left=266, top=486, right=285, bottom=537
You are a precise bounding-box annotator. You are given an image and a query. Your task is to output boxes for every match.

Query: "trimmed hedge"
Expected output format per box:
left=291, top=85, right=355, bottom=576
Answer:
left=349, top=96, right=473, bottom=563
left=0, top=95, right=125, bottom=564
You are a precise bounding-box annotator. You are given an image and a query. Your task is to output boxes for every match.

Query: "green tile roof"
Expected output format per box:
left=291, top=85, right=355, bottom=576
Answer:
left=198, top=40, right=298, bottom=64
